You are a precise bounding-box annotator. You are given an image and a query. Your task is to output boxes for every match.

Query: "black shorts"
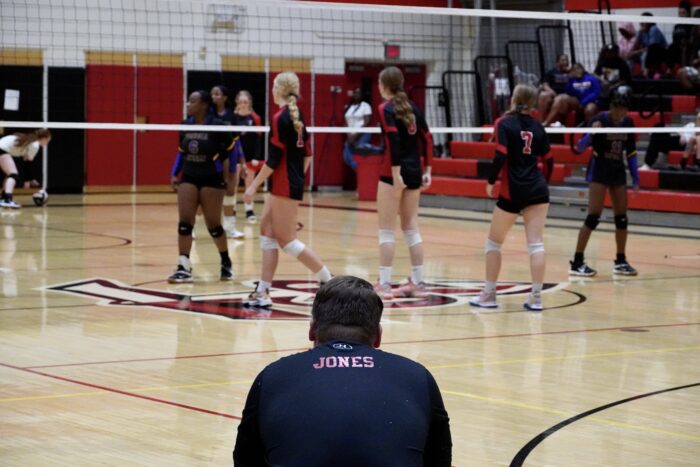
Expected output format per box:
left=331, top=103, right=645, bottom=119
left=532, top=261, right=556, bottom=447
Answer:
left=379, top=172, right=422, bottom=190
left=180, top=173, right=226, bottom=189
left=497, top=195, right=549, bottom=214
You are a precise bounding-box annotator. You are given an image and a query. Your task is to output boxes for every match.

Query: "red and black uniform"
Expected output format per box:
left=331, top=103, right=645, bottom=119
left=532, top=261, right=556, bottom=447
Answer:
left=378, top=100, right=433, bottom=190
left=233, top=111, right=264, bottom=172
left=171, top=115, right=236, bottom=189
left=489, top=113, right=552, bottom=214
left=267, top=106, right=310, bottom=201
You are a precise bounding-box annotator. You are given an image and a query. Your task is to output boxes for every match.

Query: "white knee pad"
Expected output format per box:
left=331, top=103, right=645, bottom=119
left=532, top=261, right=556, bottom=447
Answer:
left=485, top=239, right=501, bottom=254
left=224, top=195, right=236, bottom=207
left=528, top=242, right=545, bottom=255
left=402, top=229, right=422, bottom=247
left=378, top=229, right=395, bottom=245
left=260, top=235, right=279, bottom=251
left=282, top=239, right=306, bottom=258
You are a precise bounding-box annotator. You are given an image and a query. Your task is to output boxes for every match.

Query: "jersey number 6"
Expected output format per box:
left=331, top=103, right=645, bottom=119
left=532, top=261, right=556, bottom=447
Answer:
left=520, top=131, right=533, bottom=155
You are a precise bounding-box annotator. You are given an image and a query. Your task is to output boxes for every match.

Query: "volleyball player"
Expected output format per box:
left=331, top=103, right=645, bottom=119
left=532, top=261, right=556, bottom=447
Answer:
left=569, top=86, right=639, bottom=277
left=374, top=66, right=433, bottom=300
left=168, top=90, right=237, bottom=283
left=0, top=129, right=51, bottom=209
left=233, top=90, right=264, bottom=223
left=470, top=84, right=553, bottom=311
left=211, top=84, right=245, bottom=239
left=243, top=72, right=331, bottom=307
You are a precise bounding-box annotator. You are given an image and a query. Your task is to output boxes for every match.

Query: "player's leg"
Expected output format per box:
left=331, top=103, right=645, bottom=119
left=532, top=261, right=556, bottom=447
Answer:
left=609, top=184, right=637, bottom=276
left=375, top=180, right=400, bottom=298
left=393, top=187, right=427, bottom=298
left=0, top=154, right=21, bottom=208
left=168, top=183, right=199, bottom=283
left=223, top=163, right=244, bottom=239
left=245, top=195, right=277, bottom=307
left=200, top=185, right=233, bottom=281
left=570, top=182, right=605, bottom=276
left=522, top=202, right=549, bottom=310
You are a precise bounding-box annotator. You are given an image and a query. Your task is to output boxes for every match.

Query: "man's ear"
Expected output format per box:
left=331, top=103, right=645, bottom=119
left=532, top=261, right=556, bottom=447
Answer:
left=309, top=320, right=317, bottom=343
left=373, top=324, right=382, bottom=348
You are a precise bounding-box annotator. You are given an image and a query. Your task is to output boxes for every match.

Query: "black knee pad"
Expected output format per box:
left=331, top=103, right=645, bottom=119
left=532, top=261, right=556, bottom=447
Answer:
left=208, top=225, right=225, bottom=238
left=614, top=214, right=628, bottom=230
left=584, top=214, right=600, bottom=230
left=178, top=222, right=193, bottom=236
left=8, top=173, right=19, bottom=182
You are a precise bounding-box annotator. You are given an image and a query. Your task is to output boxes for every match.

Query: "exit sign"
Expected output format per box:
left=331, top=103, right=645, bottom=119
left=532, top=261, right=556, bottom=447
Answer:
left=385, top=44, right=400, bottom=59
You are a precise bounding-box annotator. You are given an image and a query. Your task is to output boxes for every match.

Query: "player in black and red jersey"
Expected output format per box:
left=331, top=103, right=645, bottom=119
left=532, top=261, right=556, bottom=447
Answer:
left=169, top=90, right=237, bottom=283
left=470, top=84, right=553, bottom=311
left=242, top=72, right=332, bottom=307
left=569, top=86, right=639, bottom=277
left=374, top=66, right=433, bottom=300
left=233, top=90, right=264, bottom=223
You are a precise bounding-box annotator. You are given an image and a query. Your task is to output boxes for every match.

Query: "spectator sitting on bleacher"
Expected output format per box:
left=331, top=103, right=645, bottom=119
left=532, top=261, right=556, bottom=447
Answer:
left=677, top=10, right=700, bottom=90
left=641, top=111, right=699, bottom=170
left=595, top=44, right=631, bottom=110
left=630, top=13, right=668, bottom=78
left=668, top=2, right=694, bottom=71
left=537, top=53, right=570, bottom=123
left=543, top=63, right=600, bottom=127
left=618, top=23, right=641, bottom=73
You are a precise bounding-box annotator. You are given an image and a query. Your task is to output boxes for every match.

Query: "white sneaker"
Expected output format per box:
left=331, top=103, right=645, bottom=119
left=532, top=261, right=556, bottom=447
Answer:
left=225, top=226, right=245, bottom=239
left=548, top=121, right=564, bottom=128
left=244, top=289, right=272, bottom=307
left=524, top=292, right=543, bottom=311
left=469, top=290, right=498, bottom=308
left=638, top=164, right=651, bottom=171
left=0, top=199, right=21, bottom=209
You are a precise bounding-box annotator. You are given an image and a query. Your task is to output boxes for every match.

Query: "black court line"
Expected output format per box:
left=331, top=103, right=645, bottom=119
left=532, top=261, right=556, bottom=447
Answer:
left=510, top=381, right=700, bottom=467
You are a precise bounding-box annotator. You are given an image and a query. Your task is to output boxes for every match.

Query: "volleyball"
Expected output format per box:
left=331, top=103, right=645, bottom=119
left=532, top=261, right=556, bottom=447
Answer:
left=32, top=190, right=48, bottom=206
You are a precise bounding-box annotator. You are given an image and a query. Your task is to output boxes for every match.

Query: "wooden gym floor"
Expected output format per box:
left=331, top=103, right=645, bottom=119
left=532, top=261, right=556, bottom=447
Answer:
left=0, top=192, right=698, bottom=466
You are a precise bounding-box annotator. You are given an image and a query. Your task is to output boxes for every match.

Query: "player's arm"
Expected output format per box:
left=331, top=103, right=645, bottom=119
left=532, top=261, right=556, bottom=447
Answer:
left=303, top=126, right=312, bottom=174
left=416, top=107, right=433, bottom=188
left=423, top=371, right=453, bottom=467
left=539, top=130, right=554, bottom=182
left=379, top=104, right=405, bottom=189
left=170, top=147, right=185, bottom=189
left=487, top=119, right=508, bottom=196
left=232, top=373, right=266, bottom=467
left=625, top=125, right=640, bottom=188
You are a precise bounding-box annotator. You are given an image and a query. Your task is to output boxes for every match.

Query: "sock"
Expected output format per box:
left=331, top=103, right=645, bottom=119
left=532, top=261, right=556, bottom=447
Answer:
left=379, top=266, right=392, bottom=285
left=531, top=283, right=543, bottom=294
left=410, top=265, right=424, bottom=284
left=616, top=253, right=626, bottom=264
left=220, top=251, right=231, bottom=267
left=224, top=215, right=235, bottom=228
left=178, top=255, right=192, bottom=271
left=256, top=280, right=271, bottom=293
left=573, top=252, right=584, bottom=264
left=484, top=281, right=497, bottom=294
left=316, top=266, right=332, bottom=283
left=244, top=202, right=254, bottom=212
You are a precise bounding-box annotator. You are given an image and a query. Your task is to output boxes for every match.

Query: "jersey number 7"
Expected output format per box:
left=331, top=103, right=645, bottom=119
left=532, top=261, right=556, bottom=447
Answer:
left=520, top=131, right=533, bottom=155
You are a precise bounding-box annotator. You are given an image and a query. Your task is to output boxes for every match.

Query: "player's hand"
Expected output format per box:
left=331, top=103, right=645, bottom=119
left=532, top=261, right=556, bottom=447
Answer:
left=171, top=176, right=180, bottom=192
left=394, top=175, right=406, bottom=195
left=243, top=187, right=255, bottom=205
left=486, top=183, right=495, bottom=198
left=421, top=173, right=432, bottom=190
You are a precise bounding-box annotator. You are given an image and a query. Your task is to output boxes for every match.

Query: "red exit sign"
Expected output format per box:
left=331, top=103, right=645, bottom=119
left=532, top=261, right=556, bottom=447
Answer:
left=385, top=44, right=401, bottom=59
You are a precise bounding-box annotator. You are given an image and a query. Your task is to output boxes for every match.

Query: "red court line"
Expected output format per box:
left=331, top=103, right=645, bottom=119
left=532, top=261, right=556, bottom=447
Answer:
left=24, top=321, right=700, bottom=370
left=0, top=362, right=240, bottom=420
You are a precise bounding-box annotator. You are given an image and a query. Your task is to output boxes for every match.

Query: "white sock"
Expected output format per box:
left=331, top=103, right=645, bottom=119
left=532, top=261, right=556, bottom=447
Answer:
left=531, top=283, right=543, bottom=294
left=224, top=215, right=235, bottom=228
left=316, top=266, right=332, bottom=283
left=178, top=255, right=192, bottom=271
left=484, top=281, right=496, bottom=293
left=410, top=265, right=424, bottom=284
left=379, top=266, right=392, bottom=285
left=244, top=202, right=254, bottom=211
left=256, top=280, right=271, bottom=293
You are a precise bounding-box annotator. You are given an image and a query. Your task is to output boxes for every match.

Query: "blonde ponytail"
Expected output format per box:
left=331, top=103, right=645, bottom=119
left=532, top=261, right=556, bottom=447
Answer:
left=379, top=67, right=415, bottom=128
left=14, top=128, right=51, bottom=147
left=287, top=94, right=303, bottom=133
left=273, top=72, right=304, bottom=133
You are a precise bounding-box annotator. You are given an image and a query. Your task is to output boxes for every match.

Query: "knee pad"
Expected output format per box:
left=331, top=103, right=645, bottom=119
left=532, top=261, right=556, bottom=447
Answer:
left=528, top=242, right=545, bottom=255
left=7, top=173, right=19, bottom=182
left=282, top=239, right=305, bottom=258
left=402, top=229, right=422, bottom=247
left=260, top=235, right=279, bottom=251
left=178, top=222, right=193, bottom=236
left=208, top=225, right=225, bottom=238
left=584, top=214, right=600, bottom=230
left=614, top=214, right=628, bottom=230
left=378, top=229, right=395, bottom=245
left=224, top=195, right=235, bottom=207
left=485, top=239, right=501, bottom=254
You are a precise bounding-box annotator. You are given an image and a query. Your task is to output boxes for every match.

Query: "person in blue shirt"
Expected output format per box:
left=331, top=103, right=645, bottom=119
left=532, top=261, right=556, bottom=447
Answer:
left=233, top=275, right=452, bottom=466
left=543, top=63, right=601, bottom=126
left=630, top=12, right=669, bottom=77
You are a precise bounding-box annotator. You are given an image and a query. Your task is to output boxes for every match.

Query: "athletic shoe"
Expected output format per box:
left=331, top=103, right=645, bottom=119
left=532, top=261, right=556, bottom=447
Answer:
left=226, top=227, right=245, bottom=239
left=638, top=164, right=651, bottom=171
left=373, top=281, right=394, bottom=300
left=168, top=265, right=193, bottom=284
left=569, top=261, right=597, bottom=277
left=613, top=261, right=638, bottom=276
left=220, top=264, right=234, bottom=281
left=469, top=290, right=498, bottom=308
left=549, top=121, right=564, bottom=128
left=524, top=292, right=543, bottom=311
left=244, top=290, right=272, bottom=307
left=246, top=210, right=257, bottom=223
left=0, top=199, right=21, bottom=209
left=393, top=278, right=429, bottom=298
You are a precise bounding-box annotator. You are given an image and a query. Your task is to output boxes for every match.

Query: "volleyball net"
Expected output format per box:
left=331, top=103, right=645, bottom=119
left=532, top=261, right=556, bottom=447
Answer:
left=1, top=0, right=697, bottom=191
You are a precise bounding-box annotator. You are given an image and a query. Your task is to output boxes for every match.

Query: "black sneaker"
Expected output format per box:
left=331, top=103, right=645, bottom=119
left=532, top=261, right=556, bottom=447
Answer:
left=613, top=261, right=638, bottom=276
left=245, top=210, right=257, bottom=223
left=569, top=261, right=597, bottom=277
left=168, top=265, right=193, bottom=283
left=220, top=263, right=234, bottom=281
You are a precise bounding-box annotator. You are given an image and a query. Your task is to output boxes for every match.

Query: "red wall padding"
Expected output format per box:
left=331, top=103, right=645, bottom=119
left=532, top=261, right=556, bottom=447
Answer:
left=136, top=67, right=183, bottom=185
left=566, top=0, right=695, bottom=9
left=450, top=141, right=496, bottom=159
left=431, top=158, right=479, bottom=177
left=313, top=74, right=347, bottom=186
left=86, top=65, right=135, bottom=186
left=639, top=169, right=660, bottom=188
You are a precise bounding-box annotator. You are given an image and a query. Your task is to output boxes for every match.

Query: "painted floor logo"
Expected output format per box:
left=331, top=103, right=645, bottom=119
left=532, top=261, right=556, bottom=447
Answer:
left=46, top=278, right=566, bottom=320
